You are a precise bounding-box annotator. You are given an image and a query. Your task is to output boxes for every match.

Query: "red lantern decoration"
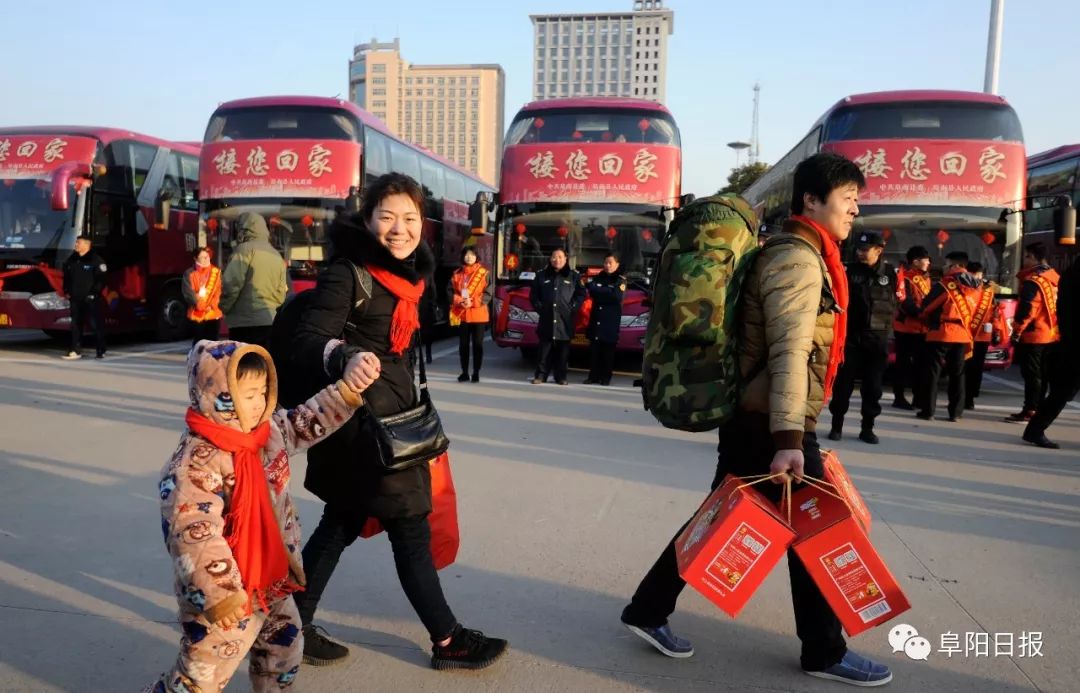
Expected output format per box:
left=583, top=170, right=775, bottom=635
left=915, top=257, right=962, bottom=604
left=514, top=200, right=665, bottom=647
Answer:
left=533, top=118, right=545, bottom=129
left=641, top=229, right=654, bottom=243
left=881, top=228, right=893, bottom=242
left=557, top=225, right=569, bottom=238
left=601, top=132, right=613, bottom=142
left=269, top=214, right=282, bottom=226
left=505, top=253, right=520, bottom=271
left=936, top=229, right=950, bottom=244
left=981, top=231, right=996, bottom=246
left=606, top=226, right=618, bottom=240
left=572, top=130, right=583, bottom=140
left=207, top=218, right=219, bottom=232
left=515, top=222, right=527, bottom=235
left=301, top=214, right=314, bottom=228
left=638, top=118, right=650, bottom=132
left=2, top=179, right=15, bottom=187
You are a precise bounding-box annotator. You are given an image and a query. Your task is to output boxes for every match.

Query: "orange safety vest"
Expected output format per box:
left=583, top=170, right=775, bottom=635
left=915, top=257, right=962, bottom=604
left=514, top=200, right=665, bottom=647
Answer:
left=894, top=270, right=931, bottom=334
left=450, top=265, right=489, bottom=325
left=924, top=275, right=980, bottom=351
left=1016, top=270, right=1060, bottom=344
left=187, top=265, right=223, bottom=322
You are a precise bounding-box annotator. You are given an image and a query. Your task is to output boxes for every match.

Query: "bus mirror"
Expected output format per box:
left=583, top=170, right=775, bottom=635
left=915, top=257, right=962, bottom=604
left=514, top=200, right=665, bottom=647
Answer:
left=154, top=191, right=172, bottom=230
left=346, top=186, right=361, bottom=213
left=50, top=162, right=91, bottom=211
left=1053, top=198, right=1076, bottom=246
left=470, top=192, right=493, bottom=235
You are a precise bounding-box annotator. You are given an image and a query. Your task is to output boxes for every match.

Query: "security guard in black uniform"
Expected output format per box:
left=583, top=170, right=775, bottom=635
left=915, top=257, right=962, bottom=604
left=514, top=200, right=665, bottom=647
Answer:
left=828, top=232, right=898, bottom=444
left=61, top=235, right=108, bottom=360
left=583, top=253, right=626, bottom=385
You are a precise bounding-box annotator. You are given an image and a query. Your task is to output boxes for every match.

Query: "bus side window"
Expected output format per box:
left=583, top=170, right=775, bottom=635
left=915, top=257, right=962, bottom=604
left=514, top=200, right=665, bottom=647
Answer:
left=420, top=156, right=445, bottom=219
left=388, top=141, right=421, bottom=187
left=363, top=128, right=391, bottom=189
left=178, top=154, right=199, bottom=211
left=161, top=152, right=183, bottom=208
left=445, top=171, right=466, bottom=204
left=129, top=142, right=157, bottom=197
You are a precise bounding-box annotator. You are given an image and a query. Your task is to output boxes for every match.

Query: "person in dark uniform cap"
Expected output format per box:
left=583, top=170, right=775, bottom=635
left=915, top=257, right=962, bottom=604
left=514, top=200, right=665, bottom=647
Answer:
left=828, top=231, right=898, bottom=444
left=61, top=235, right=108, bottom=360
left=583, top=253, right=626, bottom=385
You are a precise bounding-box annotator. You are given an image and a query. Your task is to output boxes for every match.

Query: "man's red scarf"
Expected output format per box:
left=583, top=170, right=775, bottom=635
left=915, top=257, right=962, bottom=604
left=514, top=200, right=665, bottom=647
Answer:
left=790, top=215, right=849, bottom=401
left=184, top=409, right=298, bottom=612
left=367, top=265, right=426, bottom=355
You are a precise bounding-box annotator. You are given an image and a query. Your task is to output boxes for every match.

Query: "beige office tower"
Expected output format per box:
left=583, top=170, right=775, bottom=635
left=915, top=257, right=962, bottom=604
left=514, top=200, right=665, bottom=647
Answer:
left=530, top=0, right=674, bottom=103
left=348, top=38, right=505, bottom=185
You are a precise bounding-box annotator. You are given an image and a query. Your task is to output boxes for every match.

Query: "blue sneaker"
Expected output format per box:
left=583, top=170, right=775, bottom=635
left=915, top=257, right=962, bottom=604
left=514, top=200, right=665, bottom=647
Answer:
left=623, top=623, right=694, bottom=658
left=805, top=650, right=893, bottom=687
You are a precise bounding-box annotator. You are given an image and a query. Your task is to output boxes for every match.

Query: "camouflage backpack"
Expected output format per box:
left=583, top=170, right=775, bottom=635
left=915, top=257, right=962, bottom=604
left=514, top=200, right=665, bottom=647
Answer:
left=640, top=194, right=761, bottom=431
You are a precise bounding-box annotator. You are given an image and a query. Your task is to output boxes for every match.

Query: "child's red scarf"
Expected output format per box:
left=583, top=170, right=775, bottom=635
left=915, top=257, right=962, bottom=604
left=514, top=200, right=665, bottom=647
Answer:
left=367, top=265, right=426, bottom=355
left=790, top=215, right=849, bottom=401
left=185, top=409, right=299, bottom=611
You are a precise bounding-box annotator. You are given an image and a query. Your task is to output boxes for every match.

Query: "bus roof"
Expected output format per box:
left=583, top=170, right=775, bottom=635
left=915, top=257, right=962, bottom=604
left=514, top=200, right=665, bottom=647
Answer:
left=211, top=95, right=490, bottom=186
left=517, top=97, right=673, bottom=115
left=832, top=90, right=1012, bottom=108
left=1027, top=144, right=1080, bottom=168
left=0, top=126, right=200, bottom=155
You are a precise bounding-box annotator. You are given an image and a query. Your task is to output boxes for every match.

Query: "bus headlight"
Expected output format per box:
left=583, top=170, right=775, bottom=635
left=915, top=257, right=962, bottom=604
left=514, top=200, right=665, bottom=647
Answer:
left=621, top=312, right=650, bottom=328
left=29, top=292, right=70, bottom=311
left=509, top=305, right=539, bottom=323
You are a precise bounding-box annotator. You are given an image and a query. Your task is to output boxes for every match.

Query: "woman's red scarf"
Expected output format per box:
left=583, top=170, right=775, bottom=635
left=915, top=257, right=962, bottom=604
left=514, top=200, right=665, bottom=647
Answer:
left=367, top=264, right=426, bottom=355
left=790, top=215, right=849, bottom=401
left=184, top=409, right=298, bottom=612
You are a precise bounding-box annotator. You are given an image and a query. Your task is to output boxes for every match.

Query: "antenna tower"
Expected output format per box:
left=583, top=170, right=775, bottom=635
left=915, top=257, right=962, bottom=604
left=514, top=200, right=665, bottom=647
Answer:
left=750, top=82, right=761, bottom=165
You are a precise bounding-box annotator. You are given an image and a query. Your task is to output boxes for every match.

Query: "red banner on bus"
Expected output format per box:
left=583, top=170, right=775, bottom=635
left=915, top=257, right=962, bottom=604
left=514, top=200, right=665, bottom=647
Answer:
left=500, top=143, right=680, bottom=205
left=823, top=140, right=1025, bottom=208
left=0, top=136, right=99, bottom=179
left=200, top=139, right=361, bottom=199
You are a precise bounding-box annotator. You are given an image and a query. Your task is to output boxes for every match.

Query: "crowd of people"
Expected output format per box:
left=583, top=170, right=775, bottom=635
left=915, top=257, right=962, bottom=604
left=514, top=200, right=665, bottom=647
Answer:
left=40, top=161, right=1071, bottom=691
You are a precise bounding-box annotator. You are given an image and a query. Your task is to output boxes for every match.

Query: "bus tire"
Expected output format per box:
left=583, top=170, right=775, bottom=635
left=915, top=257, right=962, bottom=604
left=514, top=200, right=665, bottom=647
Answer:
left=156, top=281, right=189, bottom=342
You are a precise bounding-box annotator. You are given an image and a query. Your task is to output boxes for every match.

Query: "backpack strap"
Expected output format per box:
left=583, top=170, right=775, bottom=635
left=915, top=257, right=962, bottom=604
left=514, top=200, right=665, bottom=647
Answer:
left=341, top=259, right=372, bottom=335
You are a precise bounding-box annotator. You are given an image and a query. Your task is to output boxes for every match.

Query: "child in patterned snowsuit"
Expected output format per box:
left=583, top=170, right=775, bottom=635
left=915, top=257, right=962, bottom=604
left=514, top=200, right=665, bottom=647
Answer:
left=149, top=340, right=362, bottom=692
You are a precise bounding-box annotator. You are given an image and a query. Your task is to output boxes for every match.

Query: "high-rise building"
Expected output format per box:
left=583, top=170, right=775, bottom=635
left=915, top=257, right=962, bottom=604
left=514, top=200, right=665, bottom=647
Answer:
left=530, top=0, right=674, bottom=103
left=348, top=38, right=505, bottom=185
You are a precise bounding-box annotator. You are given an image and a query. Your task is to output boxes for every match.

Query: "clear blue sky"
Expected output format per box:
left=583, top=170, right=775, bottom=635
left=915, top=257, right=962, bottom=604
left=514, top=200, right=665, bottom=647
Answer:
left=1, top=0, right=1074, bottom=196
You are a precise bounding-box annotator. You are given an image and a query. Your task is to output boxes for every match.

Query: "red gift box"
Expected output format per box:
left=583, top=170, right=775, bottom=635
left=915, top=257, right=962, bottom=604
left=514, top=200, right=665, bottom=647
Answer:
left=676, top=474, right=796, bottom=618
left=787, top=484, right=910, bottom=636
left=822, top=450, right=872, bottom=533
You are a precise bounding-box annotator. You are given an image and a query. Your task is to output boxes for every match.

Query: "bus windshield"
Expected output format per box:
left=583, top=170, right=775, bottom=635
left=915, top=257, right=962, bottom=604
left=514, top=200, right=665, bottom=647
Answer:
left=505, top=109, right=680, bottom=146
left=498, top=203, right=663, bottom=282
left=871, top=228, right=1004, bottom=280
left=824, top=102, right=1023, bottom=143
left=204, top=107, right=360, bottom=143
left=0, top=179, right=76, bottom=255
left=202, top=198, right=341, bottom=282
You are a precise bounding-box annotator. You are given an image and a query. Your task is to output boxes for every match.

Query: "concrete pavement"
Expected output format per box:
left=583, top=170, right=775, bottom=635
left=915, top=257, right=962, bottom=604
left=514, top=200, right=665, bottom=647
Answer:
left=0, top=331, right=1076, bottom=692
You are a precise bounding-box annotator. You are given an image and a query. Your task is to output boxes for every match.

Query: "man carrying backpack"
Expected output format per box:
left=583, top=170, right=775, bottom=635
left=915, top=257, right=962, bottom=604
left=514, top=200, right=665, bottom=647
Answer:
left=622, top=154, right=893, bottom=687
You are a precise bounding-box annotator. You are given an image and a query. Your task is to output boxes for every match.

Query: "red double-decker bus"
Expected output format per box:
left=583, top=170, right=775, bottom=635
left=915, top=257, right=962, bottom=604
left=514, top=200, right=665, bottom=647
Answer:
left=743, top=90, right=1026, bottom=368
left=492, top=97, right=682, bottom=354
left=198, top=96, right=494, bottom=324
left=1026, top=145, right=1079, bottom=272
left=0, top=128, right=200, bottom=339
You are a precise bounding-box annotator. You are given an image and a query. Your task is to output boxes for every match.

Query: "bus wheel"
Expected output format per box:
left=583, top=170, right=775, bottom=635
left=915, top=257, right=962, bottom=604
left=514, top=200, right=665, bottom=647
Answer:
left=156, top=283, right=189, bottom=341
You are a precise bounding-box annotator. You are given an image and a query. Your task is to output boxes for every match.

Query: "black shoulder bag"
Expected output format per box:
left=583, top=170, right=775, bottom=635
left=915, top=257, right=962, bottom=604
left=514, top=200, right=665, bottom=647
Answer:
left=358, top=341, right=450, bottom=473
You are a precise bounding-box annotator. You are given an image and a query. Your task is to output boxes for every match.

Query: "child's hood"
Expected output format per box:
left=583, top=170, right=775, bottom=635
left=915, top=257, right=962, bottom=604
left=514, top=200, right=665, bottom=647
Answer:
left=187, top=340, right=278, bottom=432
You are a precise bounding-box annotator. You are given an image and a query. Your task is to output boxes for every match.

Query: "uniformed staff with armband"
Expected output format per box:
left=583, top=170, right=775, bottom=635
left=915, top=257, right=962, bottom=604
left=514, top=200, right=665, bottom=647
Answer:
left=583, top=253, right=626, bottom=386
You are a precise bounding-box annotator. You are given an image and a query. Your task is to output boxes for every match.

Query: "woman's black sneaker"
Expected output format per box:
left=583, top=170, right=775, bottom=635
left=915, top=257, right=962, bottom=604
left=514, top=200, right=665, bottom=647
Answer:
left=302, top=624, right=350, bottom=666
left=431, top=625, right=508, bottom=670
left=457, top=372, right=470, bottom=382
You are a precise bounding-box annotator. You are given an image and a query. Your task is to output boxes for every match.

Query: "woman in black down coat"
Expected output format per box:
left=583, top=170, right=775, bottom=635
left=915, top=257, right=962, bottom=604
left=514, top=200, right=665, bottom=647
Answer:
left=290, top=173, right=507, bottom=670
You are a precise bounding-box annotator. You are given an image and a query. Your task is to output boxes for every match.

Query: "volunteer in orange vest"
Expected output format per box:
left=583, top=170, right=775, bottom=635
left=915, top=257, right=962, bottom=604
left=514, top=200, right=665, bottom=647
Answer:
left=1023, top=255, right=1078, bottom=449
left=891, top=245, right=932, bottom=411
left=448, top=247, right=492, bottom=383
left=915, top=251, right=983, bottom=422
left=963, top=262, right=1005, bottom=410
left=1006, top=243, right=1061, bottom=422
left=182, top=247, right=223, bottom=344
